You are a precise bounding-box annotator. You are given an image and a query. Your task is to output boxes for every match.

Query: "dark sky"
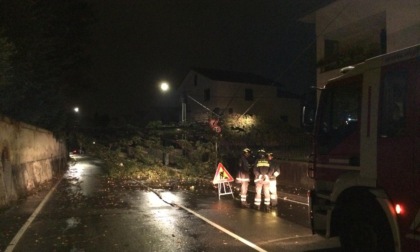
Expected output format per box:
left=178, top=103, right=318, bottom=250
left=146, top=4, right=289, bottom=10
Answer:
left=83, top=0, right=331, bottom=117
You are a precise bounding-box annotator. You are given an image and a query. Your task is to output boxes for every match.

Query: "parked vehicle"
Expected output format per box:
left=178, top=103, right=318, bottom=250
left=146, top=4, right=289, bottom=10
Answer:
left=304, top=44, right=420, bottom=251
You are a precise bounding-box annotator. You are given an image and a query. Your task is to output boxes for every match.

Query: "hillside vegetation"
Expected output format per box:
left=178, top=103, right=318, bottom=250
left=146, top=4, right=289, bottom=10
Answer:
left=75, top=117, right=311, bottom=190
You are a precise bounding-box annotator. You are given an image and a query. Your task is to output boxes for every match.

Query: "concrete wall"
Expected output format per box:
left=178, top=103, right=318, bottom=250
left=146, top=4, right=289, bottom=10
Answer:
left=0, top=115, right=67, bottom=208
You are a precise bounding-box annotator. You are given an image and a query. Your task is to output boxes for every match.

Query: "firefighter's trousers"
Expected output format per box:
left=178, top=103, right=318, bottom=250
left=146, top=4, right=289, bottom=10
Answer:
left=240, top=181, right=249, bottom=203
left=269, top=179, right=278, bottom=207
left=254, top=181, right=270, bottom=207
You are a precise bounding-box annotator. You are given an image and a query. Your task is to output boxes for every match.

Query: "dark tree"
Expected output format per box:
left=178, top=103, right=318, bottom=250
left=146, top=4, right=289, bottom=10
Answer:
left=0, top=0, right=94, bottom=134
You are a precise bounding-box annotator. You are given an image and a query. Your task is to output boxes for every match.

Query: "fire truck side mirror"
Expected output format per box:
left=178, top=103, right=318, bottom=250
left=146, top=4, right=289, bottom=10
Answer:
left=302, top=105, right=315, bottom=133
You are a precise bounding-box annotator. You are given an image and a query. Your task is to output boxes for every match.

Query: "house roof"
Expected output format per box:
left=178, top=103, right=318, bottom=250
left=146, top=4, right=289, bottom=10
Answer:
left=191, top=67, right=277, bottom=86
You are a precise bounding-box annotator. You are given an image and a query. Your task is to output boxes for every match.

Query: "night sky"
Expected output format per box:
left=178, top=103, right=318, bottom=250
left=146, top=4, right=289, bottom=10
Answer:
left=82, top=0, right=332, bottom=118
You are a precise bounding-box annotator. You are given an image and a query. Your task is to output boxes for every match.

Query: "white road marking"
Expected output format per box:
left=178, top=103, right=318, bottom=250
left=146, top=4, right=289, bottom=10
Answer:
left=5, top=178, right=306, bottom=252
left=5, top=177, right=63, bottom=252
left=153, top=189, right=268, bottom=252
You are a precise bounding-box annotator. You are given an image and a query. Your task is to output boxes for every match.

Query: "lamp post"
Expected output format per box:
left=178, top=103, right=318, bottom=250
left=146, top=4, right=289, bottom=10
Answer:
left=73, top=106, right=80, bottom=128
left=159, top=81, right=221, bottom=125
left=159, top=82, right=222, bottom=167
left=160, top=81, right=187, bottom=124
left=72, top=106, right=83, bottom=154
left=181, top=93, right=187, bottom=124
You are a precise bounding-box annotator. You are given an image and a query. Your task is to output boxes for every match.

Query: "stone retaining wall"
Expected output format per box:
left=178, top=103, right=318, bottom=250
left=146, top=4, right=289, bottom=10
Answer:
left=0, top=115, right=67, bottom=208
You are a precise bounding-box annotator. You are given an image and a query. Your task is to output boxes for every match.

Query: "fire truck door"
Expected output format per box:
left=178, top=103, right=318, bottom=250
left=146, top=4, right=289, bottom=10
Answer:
left=377, top=62, right=416, bottom=186
left=377, top=60, right=420, bottom=248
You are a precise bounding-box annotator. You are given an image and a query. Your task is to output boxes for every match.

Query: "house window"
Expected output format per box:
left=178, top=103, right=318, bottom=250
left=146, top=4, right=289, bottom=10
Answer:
left=325, top=39, right=339, bottom=59
left=245, top=89, right=253, bottom=101
left=194, top=75, right=198, bottom=86
left=204, top=88, right=210, bottom=101
left=380, top=29, right=387, bottom=54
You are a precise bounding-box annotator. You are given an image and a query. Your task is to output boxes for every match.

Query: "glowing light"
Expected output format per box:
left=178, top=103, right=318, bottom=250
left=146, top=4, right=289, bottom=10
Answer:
left=395, top=204, right=403, bottom=215
left=160, top=82, right=169, bottom=92
left=243, top=115, right=255, bottom=125
left=74, top=107, right=79, bottom=113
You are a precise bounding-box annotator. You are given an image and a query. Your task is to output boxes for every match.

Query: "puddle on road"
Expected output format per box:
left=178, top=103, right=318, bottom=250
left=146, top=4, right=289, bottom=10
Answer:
left=66, top=158, right=104, bottom=197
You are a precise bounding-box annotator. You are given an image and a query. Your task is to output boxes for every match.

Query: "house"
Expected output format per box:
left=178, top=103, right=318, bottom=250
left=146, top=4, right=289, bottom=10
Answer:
left=178, top=68, right=301, bottom=128
left=301, top=0, right=420, bottom=89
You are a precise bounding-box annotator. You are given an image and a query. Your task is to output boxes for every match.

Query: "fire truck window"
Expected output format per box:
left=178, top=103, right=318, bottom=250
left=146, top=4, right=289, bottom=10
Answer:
left=321, top=86, right=360, bottom=132
left=379, top=71, right=407, bottom=137
left=318, top=84, right=361, bottom=152
left=333, top=88, right=359, bottom=130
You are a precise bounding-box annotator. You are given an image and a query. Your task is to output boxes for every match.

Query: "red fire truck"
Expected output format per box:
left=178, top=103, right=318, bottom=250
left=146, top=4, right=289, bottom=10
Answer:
left=307, top=44, right=420, bottom=251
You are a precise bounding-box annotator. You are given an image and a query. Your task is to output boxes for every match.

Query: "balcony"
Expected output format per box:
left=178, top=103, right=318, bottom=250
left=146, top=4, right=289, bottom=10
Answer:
left=317, top=43, right=382, bottom=72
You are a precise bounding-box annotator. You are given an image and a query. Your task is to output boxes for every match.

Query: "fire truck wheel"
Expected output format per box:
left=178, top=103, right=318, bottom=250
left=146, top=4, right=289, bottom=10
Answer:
left=339, top=202, right=394, bottom=252
left=340, top=219, right=378, bottom=251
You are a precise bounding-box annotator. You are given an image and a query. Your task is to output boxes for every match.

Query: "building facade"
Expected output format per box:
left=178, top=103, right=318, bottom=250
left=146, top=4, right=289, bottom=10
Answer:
left=178, top=68, right=301, bottom=128
left=302, top=0, right=420, bottom=88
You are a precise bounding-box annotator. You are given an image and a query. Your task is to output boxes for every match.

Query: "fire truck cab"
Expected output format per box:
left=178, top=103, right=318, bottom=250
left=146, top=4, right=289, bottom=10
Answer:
left=308, top=44, right=420, bottom=251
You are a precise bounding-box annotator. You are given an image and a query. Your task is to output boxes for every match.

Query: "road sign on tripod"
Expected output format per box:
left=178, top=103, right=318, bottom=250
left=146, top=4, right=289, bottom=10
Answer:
left=213, top=163, right=234, bottom=199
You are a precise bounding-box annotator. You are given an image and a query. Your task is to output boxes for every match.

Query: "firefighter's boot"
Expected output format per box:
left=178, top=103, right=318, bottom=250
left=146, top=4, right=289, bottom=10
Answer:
left=241, top=201, right=250, bottom=208
left=254, top=205, right=260, bottom=211
left=265, top=205, right=271, bottom=212
left=271, top=199, right=278, bottom=208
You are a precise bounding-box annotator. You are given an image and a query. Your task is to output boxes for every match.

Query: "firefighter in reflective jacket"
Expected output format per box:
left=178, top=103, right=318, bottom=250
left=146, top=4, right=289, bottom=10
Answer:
left=236, top=148, right=252, bottom=208
left=267, top=152, right=280, bottom=208
left=253, top=149, right=273, bottom=212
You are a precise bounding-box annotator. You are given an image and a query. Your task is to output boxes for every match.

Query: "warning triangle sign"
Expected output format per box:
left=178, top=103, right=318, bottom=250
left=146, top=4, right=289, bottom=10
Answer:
left=213, top=163, right=234, bottom=184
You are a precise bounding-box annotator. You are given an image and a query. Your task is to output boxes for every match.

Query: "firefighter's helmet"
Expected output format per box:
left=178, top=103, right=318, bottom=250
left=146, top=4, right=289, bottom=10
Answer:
left=257, top=149, right=266, bottom=158
left=243, top=148, right=251, bottom=153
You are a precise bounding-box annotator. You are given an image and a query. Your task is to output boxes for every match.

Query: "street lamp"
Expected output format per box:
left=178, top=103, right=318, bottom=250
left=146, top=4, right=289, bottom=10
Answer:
left=158, top=81, right=221, bottom=167
left=73, top=106, right=80, bottom=127
left=159, top=82, right=221, bottom=124
left=159, top=81, right=186, bottom=124
left=160, top=82, right=169, bottom=92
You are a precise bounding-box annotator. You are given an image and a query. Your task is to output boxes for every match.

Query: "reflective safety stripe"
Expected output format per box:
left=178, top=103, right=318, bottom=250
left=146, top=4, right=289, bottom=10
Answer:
left=240, top=195, right=247, bottom=201
left=256, top=160, right=270, bottom=167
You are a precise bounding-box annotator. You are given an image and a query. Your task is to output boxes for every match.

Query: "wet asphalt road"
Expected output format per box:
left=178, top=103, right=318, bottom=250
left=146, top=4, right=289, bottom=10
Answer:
left=0, top=155, right=341, bottom=252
